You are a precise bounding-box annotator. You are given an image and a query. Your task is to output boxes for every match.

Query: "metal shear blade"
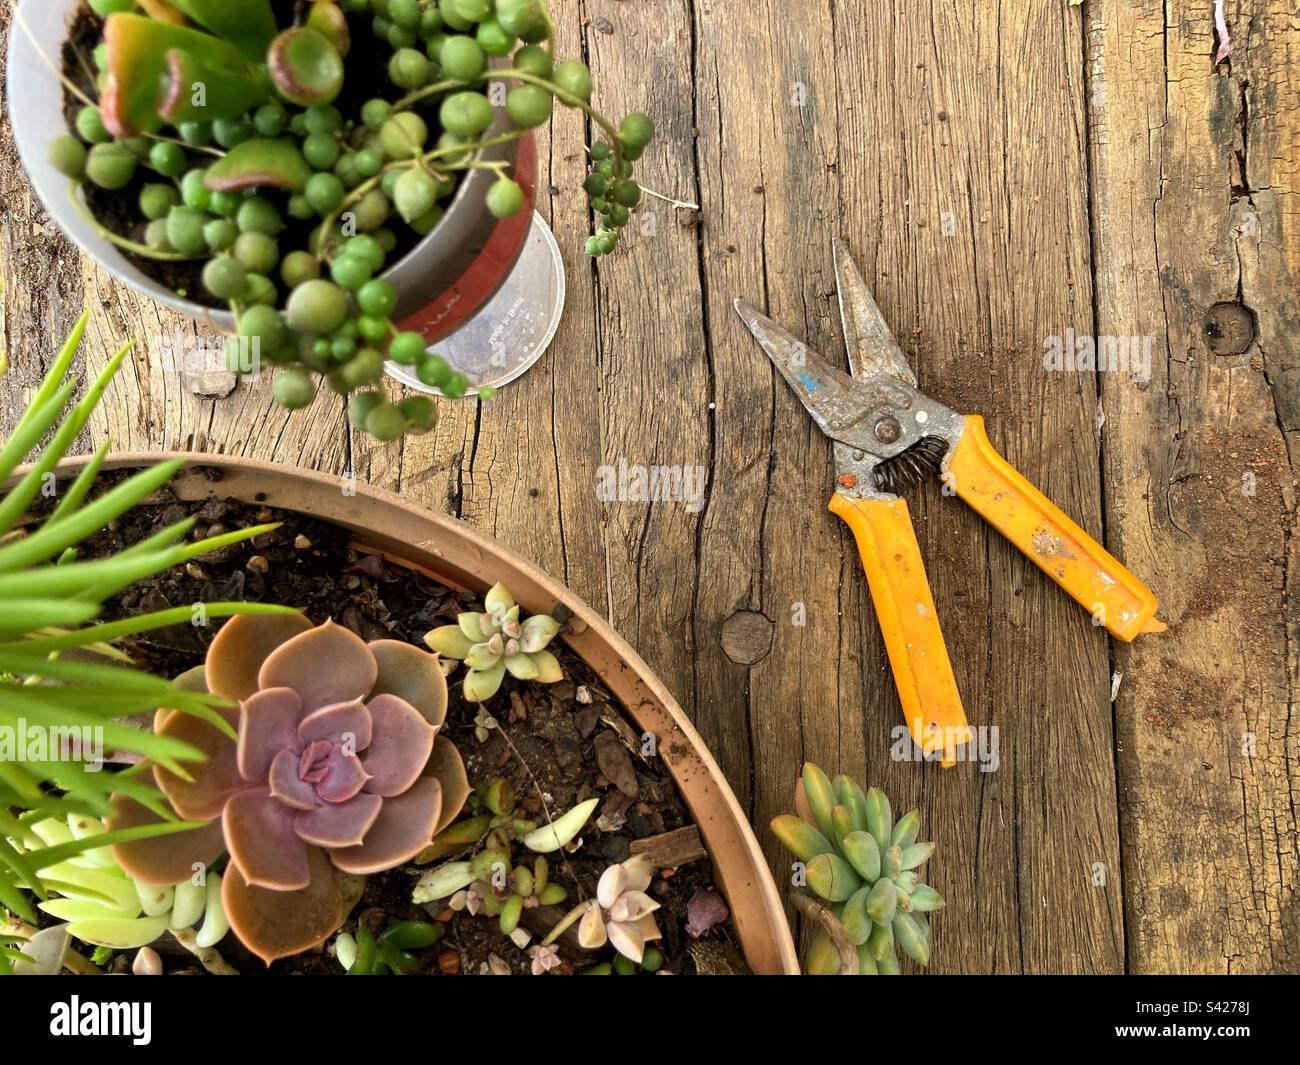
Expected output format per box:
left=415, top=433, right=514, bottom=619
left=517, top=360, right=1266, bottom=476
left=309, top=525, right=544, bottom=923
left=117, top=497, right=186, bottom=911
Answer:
left=731, top=298, right=882, bottom=454
left=832, top=237, right=916, bottom=387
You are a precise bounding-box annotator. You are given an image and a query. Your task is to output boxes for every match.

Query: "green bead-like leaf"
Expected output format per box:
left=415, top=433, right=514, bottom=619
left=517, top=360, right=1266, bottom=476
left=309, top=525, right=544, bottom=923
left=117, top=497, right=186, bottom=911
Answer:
left=876, top=943, right=900, bottom=974
left=499, top=894, right=523, bottom=935
left=865, top=786, right=891, bottom=855
left=769, top=815, right=834, bottom=864
left=840, top=830, right=881, bottom=882
left=900, top=842, right=934, bottom=870
left=205, top=139, right=311, bottom=193
left=856, top=942, right=879, bottom=975
left=890, top=809, right=920, bottom=849
left=893, top=911, right=930, bottom=965
left=805, top=853, right=861, bottom=902
left=882, top=844, right=903, bottom=879
left=801, top=762, right=837, bottom=841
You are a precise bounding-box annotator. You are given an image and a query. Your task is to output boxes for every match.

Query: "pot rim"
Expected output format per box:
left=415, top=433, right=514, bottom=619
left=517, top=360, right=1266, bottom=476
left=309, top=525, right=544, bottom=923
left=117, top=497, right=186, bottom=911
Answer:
left=6, top=0, right=519, bottom=333
left=45, top=451, right=800, bottom=975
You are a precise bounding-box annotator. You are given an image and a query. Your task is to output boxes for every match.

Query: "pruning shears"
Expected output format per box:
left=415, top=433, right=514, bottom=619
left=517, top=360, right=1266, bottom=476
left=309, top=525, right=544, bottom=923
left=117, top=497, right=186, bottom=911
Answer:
left=733, top=239, right=1164, bottom=766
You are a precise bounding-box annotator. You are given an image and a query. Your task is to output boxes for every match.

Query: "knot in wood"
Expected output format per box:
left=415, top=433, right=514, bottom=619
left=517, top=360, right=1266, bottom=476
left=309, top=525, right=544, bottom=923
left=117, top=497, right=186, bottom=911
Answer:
left=720, top=610, right=774, bottom=665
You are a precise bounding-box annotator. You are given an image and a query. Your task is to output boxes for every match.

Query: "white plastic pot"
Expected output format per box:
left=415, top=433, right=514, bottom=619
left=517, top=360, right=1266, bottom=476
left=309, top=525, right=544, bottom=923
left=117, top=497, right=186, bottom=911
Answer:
left=7, top=0, right=532, bottom=339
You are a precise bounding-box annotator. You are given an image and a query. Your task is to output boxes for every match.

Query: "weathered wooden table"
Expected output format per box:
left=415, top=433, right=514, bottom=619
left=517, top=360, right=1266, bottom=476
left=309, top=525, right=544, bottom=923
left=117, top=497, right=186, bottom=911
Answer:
left=1, top=2, right=1295, bottom=974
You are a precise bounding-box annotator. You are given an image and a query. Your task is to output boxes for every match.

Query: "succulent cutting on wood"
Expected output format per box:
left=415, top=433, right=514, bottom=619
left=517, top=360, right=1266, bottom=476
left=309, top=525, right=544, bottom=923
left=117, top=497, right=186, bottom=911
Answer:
left=771, top=763, right=943, bottom=975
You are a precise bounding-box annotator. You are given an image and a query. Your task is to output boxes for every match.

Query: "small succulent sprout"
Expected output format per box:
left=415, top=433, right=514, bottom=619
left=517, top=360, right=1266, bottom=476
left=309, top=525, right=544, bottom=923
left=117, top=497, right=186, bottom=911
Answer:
left=412, top=782, right=587, bottom=929
left=412, top=860, right=476, bottom=905
left=268, top=27, right=344, bottom=107
left=771, top=763, right=944, bottom=975
left=529, top=943, right=562, bottom=975
left=521, top=797, right=598, bottom=854
left=565, top=855, right=663, bottom=965
left=132, top=947, right=163, bottom=976
left=204, top=138, right=312, bottom=192
left=425, top=583, right=564, bottom=701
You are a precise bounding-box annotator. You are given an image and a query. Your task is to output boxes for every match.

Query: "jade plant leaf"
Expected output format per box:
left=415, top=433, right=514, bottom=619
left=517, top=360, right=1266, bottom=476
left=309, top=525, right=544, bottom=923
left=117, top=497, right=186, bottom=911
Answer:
left=204, top=138, right=312, bottom=192
left=267, top=27, right=344, bottom=107
left=158, top=48, right=266, bottom=127
left=101, top=13, right=255, bottom=136
left=168, top=0, right=279, bottom=64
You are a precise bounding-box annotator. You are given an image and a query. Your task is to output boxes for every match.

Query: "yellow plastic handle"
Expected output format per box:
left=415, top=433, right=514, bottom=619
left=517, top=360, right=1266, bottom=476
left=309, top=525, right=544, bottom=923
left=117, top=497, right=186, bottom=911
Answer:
left=948, top=416, right=1165, bottom=641
left=829, top=493, right=972, bottom=767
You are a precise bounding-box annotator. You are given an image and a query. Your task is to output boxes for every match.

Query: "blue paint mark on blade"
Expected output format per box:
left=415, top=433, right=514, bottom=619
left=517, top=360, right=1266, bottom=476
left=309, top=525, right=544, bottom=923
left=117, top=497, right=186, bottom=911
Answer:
left=798, top=373, right=821, bottom=391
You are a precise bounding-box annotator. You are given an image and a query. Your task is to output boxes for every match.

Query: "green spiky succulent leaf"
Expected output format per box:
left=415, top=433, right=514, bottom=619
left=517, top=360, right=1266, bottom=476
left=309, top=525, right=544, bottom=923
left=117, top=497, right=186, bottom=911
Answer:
left=0, top=314, right=296, bottom=940
left=772, top=762, right=944, bottom=975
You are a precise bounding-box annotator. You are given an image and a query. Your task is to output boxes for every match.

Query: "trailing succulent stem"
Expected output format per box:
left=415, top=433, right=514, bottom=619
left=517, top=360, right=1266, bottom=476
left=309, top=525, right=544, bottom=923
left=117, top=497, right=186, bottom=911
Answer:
left=51, top=0, right=656, bottom=439
left=771, top=763, right=945, bottom=975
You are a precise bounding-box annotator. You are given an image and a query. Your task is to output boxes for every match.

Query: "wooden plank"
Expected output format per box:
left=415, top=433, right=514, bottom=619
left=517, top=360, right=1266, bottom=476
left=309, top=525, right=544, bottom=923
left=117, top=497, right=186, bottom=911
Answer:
left=816, top=0, right=1123, bottom=972
left=1089, top=0, right=1299, bottom=973
left=4, top=0, right=1295, bottom=976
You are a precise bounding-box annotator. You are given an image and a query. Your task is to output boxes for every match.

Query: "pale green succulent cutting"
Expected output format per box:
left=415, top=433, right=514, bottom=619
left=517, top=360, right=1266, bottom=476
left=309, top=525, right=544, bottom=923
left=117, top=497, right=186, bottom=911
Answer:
left=772, top=763, right=944, bottom=975
left=424, top=583, right=563, bottom=701
left=20, top=814, right=228, bottom=953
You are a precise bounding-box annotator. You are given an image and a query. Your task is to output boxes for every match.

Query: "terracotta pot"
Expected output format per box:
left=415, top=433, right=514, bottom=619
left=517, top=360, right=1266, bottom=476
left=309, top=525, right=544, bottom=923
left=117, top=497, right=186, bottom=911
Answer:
left=52, top=452, right=800, bottom=975
left=7, top=0, right=535, bottom=344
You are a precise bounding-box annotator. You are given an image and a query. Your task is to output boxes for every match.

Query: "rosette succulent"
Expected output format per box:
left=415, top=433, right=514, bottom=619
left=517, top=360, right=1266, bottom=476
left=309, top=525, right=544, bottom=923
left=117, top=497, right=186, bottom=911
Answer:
left=543, top=855, right=662, bottom=965
left=771, top=764, right=943, bottom=975
left=109, top=612, right=469, bottom=964
left=581, top=856, right=663, bottom=964
left=425, top=583, right=562, bottom=701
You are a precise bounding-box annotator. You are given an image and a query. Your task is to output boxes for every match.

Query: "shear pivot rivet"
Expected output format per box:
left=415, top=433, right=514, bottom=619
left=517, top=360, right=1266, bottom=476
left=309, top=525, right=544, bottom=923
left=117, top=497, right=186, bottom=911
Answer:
left=874, top=417, right=902, bottom=444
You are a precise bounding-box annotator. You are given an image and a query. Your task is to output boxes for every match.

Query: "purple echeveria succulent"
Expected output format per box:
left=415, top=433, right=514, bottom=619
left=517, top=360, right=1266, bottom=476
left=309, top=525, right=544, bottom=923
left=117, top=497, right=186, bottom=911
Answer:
left=110, top=613, right=468, bottom=964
